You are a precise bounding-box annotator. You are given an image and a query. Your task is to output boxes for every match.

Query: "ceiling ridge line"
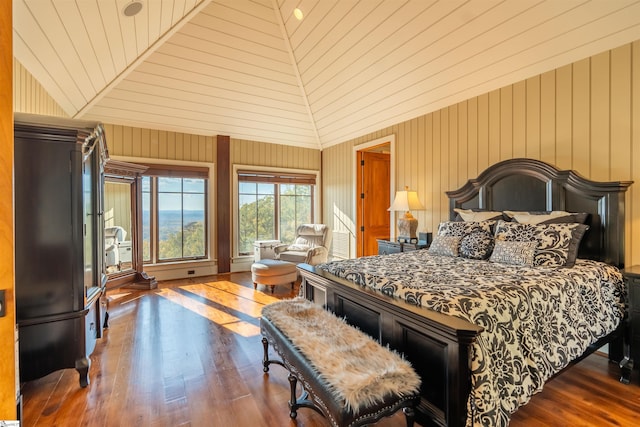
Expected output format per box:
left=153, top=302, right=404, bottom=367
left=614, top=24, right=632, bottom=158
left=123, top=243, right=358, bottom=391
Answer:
left=73, top=0, right=215, bottom=120
left=271, top=0, right=322, bottom=150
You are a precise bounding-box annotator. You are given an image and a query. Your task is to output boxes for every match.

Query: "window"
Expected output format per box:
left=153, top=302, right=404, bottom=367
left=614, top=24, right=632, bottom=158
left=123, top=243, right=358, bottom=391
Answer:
left=141, top=165, right=209, bottom=263
left=237, top=170, right=315, bottom=256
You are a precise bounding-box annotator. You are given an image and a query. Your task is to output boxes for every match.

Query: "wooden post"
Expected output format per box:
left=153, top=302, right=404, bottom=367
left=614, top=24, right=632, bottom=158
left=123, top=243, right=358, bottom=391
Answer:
left=216, top=135, right=230, bottom=273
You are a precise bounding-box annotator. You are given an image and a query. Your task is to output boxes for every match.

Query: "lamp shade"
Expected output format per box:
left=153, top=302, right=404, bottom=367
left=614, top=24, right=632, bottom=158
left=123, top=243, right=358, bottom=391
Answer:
left=388, top=187, right=425, bottom=212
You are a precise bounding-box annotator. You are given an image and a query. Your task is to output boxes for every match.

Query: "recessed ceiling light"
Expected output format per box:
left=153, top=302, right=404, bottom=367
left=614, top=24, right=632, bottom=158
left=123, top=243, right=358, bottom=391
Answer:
left=123, top=1, right=143, bottom=17
left=293, top=8, right=304, bottom=20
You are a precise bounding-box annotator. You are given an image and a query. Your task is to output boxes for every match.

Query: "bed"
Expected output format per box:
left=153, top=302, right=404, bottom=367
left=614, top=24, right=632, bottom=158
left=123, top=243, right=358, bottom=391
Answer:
left=297, top=158, right=632, bottom=427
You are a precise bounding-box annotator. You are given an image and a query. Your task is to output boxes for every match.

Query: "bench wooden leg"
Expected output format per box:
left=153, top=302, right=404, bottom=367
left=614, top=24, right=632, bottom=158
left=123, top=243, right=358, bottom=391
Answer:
left=261, top=335, right=286, bottom=373
left=403, top=406, right=415, bottom=427
left=261, top=337, right=270, bottom=372
left=288, top=373, right=298, bottom=419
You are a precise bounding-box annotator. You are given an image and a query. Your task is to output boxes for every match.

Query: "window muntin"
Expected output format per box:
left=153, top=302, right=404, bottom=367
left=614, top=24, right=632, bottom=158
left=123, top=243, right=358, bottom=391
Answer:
left=142, top=176, right=151, bottom=262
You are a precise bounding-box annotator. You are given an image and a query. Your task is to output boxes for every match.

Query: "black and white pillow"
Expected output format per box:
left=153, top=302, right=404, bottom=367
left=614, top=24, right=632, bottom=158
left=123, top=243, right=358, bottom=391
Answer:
left=428, top=235, right=461, bottom=257
left=493, top=220, right=586, bottom=267
left=460, top=231, right=494, bottom=260
left=489, top=240, right=537, bottom=266
left=437, top=220, right=495, bottom=237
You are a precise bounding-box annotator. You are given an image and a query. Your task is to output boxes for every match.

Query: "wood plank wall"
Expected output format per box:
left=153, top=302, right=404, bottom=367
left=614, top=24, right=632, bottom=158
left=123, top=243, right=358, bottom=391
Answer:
left=13, top=60, right=67, bottom=118
left=104, top=182, right=132, bottom=238
left=104, top=124, right=217, bottom=163
left=230, top=138, right=321, bottom=170
left=0, top=2, right=16, bottom=419
left=323, top=40, right=640, bottom=266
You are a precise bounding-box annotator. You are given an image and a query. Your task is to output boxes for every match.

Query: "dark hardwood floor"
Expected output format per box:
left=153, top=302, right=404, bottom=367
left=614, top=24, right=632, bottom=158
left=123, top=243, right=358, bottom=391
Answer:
left=20, top=272, right=640, bottom=426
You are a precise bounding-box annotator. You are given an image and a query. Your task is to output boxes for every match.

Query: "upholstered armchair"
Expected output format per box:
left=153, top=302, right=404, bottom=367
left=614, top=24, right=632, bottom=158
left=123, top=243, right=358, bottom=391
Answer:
left=105, top=226, right=127, bottom=268
left=274, top=224, right=332, bottom=265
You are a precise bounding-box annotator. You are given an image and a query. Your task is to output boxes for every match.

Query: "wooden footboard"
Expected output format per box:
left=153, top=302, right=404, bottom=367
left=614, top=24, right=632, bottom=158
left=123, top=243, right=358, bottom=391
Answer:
left=298, top=264, right=483, bottom=427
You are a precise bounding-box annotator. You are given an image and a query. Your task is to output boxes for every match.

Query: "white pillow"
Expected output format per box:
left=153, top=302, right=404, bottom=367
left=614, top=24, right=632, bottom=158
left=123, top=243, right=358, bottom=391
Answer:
left=454, top=208, right=502, bottom=222
left=287, top=244, right=310, bottom=252
left=503, top=210, right=572, bottom=225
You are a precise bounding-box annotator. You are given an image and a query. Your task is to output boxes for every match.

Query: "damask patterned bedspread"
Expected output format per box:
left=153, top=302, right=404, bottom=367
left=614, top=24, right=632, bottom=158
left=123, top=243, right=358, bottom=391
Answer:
left=317, top=251, right=625, bottom=426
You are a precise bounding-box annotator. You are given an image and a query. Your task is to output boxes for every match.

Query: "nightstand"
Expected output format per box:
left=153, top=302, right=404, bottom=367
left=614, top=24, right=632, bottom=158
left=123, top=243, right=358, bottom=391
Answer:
left=377, top=239, right=429, bottom=255
left=620, top=265, right=640, bottom=384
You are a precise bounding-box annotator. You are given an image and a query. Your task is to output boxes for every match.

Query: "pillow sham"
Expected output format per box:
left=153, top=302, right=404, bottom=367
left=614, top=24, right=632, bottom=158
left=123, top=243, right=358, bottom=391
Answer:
left=437, top=220, right=495, bottom=237
left=459, top=231, right=494, bottom=260
left=489, top=240, right=537, bottom=266
left=493, top=220, right=587, bottom=267
left=564, top=223, right=589, bottom=267
left=538, top=212, right=589, bottom=225
left=428, top=235, right=461, bottom=257
left=453, top=208, right=503, bottom=222
left=503, top=210, right=589, bottom=225
left=503, top=210, right=572, bottom=224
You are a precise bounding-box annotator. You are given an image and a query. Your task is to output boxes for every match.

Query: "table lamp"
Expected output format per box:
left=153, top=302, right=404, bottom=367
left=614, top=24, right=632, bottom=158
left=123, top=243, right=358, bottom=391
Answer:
left=388, top=186, right=425, bottom=243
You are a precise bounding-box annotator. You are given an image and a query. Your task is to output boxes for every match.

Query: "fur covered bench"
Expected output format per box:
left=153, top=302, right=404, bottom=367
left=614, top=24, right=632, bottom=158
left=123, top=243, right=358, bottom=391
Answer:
left=260, top=298, right=421, bottom=427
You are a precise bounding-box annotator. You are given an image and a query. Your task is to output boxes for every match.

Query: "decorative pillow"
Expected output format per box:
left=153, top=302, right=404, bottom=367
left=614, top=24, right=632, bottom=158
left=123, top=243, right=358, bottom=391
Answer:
left=537, top=212, right=589, bottom=225
left=459, top=231, right=494, bottom=260
left=287, top=244, right=310, bottom=251
left=503, top=210, right=589, bottom=225
left=428, top=235, right=461, bottom=257
left=454, top=208, right=503, bottom=222
left=565, top=223, right=590, bottom=267
left=503, top=210, right=573, bottom=224
left=493, top=220, right=586, bottom=267
left=489, top=240, right=537, bottom=266
left=437, top=220, right=495, bottom=237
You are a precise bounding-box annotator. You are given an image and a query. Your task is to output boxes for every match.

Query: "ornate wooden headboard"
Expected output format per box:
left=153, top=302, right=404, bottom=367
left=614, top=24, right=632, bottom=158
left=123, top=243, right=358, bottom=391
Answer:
left=446, top=158, right=632, bottom=268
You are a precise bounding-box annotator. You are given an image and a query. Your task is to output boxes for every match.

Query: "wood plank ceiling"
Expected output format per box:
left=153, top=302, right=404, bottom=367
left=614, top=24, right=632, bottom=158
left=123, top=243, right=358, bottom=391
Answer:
left=13, top=0, right=640, bottom=150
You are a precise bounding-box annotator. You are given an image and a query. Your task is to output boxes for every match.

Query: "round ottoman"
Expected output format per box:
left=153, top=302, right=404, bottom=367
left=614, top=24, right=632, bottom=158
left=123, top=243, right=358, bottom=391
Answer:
left=251, top=259, right=298, bottom=293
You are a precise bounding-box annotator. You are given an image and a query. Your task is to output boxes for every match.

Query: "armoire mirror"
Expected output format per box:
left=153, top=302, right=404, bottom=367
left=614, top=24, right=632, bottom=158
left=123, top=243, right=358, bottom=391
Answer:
left=104, top=179, right=133, bottom=274
left=104, top=159, right=157, bottom=289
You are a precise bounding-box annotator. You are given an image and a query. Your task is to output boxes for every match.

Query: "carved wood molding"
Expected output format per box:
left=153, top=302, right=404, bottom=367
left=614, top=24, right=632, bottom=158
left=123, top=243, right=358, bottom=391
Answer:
left=105, top=159, right=148, bottom=179
left=446, top=157, right=633, bottom=268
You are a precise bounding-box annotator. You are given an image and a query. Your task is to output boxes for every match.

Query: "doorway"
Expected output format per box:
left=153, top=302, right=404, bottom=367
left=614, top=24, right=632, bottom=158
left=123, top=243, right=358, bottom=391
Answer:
left=356, top=143, right=391, bottom=257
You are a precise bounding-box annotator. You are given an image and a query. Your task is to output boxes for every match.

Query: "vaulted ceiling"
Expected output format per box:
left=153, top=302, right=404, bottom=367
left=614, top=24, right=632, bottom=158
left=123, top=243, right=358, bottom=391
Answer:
left=13, top=0, right=640, bottom=150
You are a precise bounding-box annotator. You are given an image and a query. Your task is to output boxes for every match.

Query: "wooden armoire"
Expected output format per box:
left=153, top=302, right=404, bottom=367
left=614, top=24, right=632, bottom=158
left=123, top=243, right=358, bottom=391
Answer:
left=14, top=114, right=108, bottom=388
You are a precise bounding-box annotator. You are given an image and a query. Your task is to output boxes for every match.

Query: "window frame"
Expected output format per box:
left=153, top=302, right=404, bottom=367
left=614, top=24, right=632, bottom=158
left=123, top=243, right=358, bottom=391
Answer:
left=233, top=165, right=320, bottom=259
left=142, top=168, right=209, bottom=264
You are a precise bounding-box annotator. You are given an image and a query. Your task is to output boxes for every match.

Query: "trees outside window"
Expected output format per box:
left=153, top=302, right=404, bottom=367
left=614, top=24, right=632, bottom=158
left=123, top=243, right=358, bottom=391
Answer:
left=238, top=182, right=275, bottom=253
left=237, top=171, right=315, bottom=256
left=279, top=184, right=312, bottom=244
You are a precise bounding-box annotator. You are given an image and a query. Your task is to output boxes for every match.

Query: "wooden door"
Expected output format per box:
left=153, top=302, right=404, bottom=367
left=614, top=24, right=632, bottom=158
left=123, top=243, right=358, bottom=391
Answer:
left=357, top=151, right=390, bottom=256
